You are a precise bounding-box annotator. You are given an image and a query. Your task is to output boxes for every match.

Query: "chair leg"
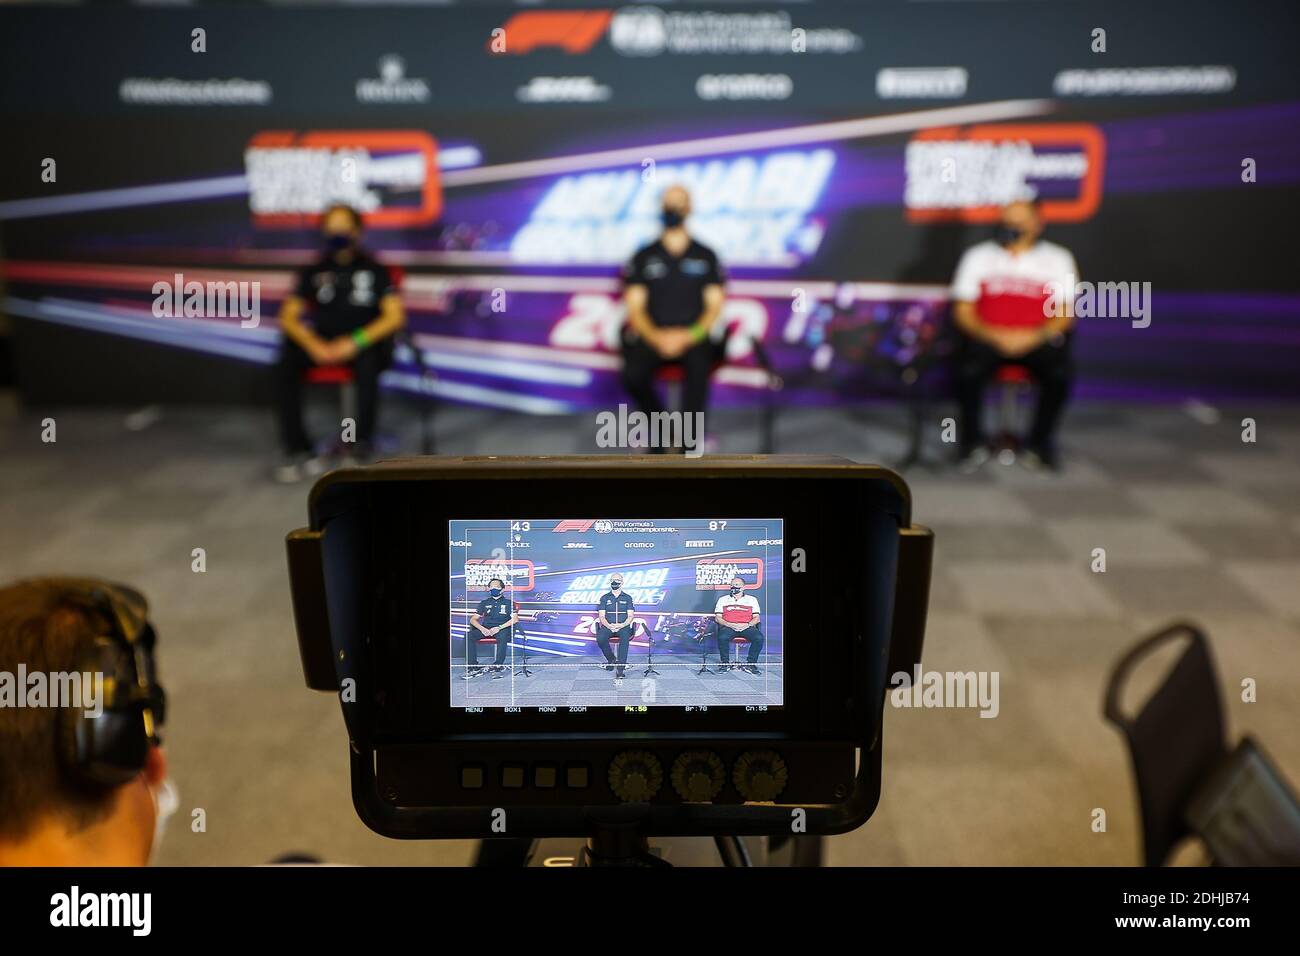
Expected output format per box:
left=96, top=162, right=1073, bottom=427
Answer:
left=340, top=382, right=358, bottom=430
left=993, top=384, right=1025, bottom=464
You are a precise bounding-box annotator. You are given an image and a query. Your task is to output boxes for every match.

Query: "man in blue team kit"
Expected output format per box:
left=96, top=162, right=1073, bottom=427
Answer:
left=595, top=572, right=636, bottom=683
left=465, top=578, right=518, bottom=680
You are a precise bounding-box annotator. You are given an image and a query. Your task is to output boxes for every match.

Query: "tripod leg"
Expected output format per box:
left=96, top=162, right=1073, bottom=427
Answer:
left=644, top=634, right=660, bottom=676
left=514, top=635, right=532, bottom=677
left=474, top=838, right=536, bottom=867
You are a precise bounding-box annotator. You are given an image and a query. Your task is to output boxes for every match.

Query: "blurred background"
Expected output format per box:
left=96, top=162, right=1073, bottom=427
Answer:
left=1, top=0, right=1298, bottom=865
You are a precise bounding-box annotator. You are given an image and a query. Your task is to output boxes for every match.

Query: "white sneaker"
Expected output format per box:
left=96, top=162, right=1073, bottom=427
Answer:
left=958, top=445, right=992, bottom=474
left=273, top=456, right=306, bottom=484
left=276, top=453, right=331, bottom=483
left=301, top=454, right=330, bottom=477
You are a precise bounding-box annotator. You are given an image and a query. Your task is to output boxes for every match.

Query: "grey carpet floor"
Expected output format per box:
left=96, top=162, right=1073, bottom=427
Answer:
left=2, top=396, right=1297, bottom=866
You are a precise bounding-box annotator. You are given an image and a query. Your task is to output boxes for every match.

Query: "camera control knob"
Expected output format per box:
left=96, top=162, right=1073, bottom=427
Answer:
left=670, top=750, right=725, bottom=802
left=732, top=750, right=788, bottom=802
left=608, top=750, right=663, bottom=802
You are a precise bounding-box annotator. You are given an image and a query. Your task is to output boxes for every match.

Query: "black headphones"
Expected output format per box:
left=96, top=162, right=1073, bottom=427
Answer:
left=55, top=580, right=166, bottom=791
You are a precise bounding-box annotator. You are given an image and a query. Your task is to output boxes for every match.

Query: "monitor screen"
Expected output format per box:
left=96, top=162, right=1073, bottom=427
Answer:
left=448, top=518, right=784, bottom=711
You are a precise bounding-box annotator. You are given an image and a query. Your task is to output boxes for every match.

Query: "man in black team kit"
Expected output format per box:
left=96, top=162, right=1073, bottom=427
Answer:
left=273, top=204, right=406, bottom=483
left=595, top=572, right=636, bottom=683
left=621, top=184, right=727, bottom=453
left=465, top=578, right=519, bottom=680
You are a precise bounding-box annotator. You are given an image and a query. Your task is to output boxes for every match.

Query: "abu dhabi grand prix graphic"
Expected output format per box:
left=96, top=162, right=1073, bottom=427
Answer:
left=448, top=517, right=784, bottom=709
left=1, top=4, right=1298, bottom=406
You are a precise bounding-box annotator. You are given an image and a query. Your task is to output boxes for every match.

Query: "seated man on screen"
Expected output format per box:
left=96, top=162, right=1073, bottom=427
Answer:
left=272, top=203, right=406, bottom=483
left=596, top=573, right=635, bottom=683
left=714, top=577, right=764, bottom=675
left=951, top=198, right=1077, bottom=472
left=465, top=578, right=518, bottom=681
left=620, top=184, right=726, bottom=454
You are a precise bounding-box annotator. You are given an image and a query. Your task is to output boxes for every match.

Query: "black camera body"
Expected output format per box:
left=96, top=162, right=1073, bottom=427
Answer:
left=286, top=455, right=931, bottom=840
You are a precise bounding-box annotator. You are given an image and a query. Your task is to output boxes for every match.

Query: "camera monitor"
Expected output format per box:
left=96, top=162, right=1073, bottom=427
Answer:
left=448, top=516, right=784, bottom=710
left=287, top=456, right=932, bottom=840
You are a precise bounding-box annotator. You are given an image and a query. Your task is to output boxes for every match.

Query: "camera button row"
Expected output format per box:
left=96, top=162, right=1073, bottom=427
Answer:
left=461, top=765, right=485, bottom=789
left=459, top=763, right=589, bottom=790
left=566, top=765, right=589, bottom=789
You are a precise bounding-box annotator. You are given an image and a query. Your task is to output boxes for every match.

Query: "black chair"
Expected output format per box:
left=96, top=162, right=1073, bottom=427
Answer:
left=696, top=617, right=763, bottom=673
left=648, top=325, right=782, bottom=453
left=1103, top=622, right=1228, bottom=866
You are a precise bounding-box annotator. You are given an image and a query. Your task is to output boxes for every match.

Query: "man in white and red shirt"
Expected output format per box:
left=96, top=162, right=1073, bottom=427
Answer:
left=951, top=199, right=1077, bottom=471
left=713, top=576, right=764, bottom=674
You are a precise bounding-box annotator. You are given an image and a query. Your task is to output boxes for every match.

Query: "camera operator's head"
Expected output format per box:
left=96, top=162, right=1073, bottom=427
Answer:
left=0, top=577, right=169, bottom=867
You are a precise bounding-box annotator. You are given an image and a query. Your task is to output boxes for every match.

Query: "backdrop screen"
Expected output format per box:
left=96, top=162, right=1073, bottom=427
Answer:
left=2, top=2, right=1298, bottom=408
left=448, top=517, right=784, bottom=710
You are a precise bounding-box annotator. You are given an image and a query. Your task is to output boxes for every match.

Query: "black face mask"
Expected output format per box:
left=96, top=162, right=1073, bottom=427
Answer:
left=661, top=209, right=685, bottom=229
left=489, top=587, right=503, bottom=597
left=993, top=224, right=1029, bottom=247
left=730, top=586, right=742, bottom=595
left=611, top=582, right=622, bottom=591
left=326, top=234, right=355, bottom=254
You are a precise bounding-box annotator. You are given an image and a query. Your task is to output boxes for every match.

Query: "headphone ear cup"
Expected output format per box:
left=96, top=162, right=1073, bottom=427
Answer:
left=58, top=636, right=153, bottom=791
left=61, top=702, right=149, bottom=790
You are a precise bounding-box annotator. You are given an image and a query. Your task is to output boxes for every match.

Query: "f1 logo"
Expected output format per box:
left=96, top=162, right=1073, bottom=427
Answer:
left=553, top=520, right=595, bottom=533
left=491, top=11, right=613, bottom=55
